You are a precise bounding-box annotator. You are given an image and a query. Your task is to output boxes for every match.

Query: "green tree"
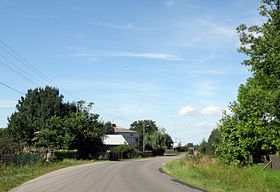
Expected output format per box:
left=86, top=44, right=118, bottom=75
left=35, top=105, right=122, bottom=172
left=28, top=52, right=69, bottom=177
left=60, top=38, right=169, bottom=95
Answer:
left=130, top=120, right=158, bottom=150
left=34, top=101, right=105, bottom=159
left=207, top=128, right=220, bottom=155
left=217, top=0, right=280, bottom=165
left=0, top=128, right=21, bottom=154
left=65, top=112, right=104, bottom=159
left=145, top=129, right=173, bottom=151
left=7, top=86, right=77, bottom=146
left=101, top=121, right=114, bottom=134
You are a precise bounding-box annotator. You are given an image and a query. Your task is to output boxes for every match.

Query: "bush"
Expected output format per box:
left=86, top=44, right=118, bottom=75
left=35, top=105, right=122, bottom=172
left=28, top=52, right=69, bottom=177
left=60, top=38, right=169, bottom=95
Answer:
left=152, top=148, right=165, bottom=156
left=109, top=145, right=140, bottom=160
left=53, top=150, right=78, bottom=161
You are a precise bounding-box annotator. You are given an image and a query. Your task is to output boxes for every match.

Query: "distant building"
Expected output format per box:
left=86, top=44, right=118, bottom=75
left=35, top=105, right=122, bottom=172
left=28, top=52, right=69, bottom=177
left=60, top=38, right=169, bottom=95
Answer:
left=172, top=142, right=181, bottom=150
left=112, top=124, right=139, bottom=146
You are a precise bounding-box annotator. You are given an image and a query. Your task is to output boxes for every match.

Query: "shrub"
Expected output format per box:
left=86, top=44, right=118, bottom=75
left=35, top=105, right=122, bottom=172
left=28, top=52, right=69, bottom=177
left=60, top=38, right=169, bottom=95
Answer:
left=110, top=145, right=140, bottom=160
left=53, top=150, right=78, bottom=161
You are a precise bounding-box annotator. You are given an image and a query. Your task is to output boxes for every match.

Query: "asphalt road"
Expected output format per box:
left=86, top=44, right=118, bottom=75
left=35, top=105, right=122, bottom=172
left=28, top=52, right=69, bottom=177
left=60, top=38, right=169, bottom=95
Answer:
left=11, top=156, right=202, bottom=192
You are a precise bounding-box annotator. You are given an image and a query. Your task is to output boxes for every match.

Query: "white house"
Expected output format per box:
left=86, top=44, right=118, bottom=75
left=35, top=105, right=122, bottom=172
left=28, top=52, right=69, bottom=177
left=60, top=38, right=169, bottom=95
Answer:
left=112, top=124, right=139, bottom=146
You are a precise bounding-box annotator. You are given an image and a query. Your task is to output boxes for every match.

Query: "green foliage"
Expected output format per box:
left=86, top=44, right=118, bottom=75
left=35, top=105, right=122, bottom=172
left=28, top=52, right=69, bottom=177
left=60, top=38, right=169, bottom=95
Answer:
left=130, top=120, right=158, bottom=150
left=217, top=0, right=280, bottom=165
left=110, top=145, right=140, bottom=160
left=101, top=121, right=114, bottom=134
left=144, top=129, right=173, bottom=154
left=5, top=86, right=107, bottom=159
left=0, top=129, right=17, bottom=154
left=53, top=150, right=78, bottom=161
left=130, top=120, right=173, bottom=154
left=7, top=86, right=77, bottom=146
left=163, top=157, right=280, bottom=192
left=199, top=128, right=220, bottom=155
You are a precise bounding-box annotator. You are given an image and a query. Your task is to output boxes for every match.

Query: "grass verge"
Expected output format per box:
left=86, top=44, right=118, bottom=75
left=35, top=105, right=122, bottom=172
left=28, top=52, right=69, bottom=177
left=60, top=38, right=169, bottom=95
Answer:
left=0, top=159, right=93, bottom=192
left=162, top=156, right=280, bottom=192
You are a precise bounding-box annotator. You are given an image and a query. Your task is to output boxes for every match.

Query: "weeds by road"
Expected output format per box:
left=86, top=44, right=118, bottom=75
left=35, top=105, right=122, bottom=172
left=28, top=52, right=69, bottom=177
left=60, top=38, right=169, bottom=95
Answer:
left=0, top=159, right=93, bottom=192
left=162, top=156, right=280, bottom=192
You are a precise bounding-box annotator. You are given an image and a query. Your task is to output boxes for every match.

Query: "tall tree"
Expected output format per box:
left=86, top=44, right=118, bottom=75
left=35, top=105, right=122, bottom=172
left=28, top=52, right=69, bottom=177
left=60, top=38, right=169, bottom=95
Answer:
left=130, top=120, right=158, bottom=150
left=34, top=101, right=105, bottom=158
left=217, top=0, right=280, bottom=165
left=7, top=86, right=76, bottom=145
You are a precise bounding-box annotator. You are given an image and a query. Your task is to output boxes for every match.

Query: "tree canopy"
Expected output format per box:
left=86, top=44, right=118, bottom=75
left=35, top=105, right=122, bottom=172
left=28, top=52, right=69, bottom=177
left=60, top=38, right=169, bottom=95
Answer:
left=130, top=120, right=158, bottom=150
left=216, top=0, right=280, bottom=165
left=130, top=120, right=172, bottom=153
left=5, top=86, right=109, bottom=159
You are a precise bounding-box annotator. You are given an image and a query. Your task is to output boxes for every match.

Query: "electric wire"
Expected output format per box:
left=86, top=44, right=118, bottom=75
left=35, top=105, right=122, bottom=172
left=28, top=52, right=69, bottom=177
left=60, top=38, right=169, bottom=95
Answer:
left=0, top=81, right=24, bottom=95
left=0, top=54, right=43, bottom=86
left=0, top=40, right=133, bottom=123
left=0, top=40, right=53, bottom=85
left=0, top=40, right=81, bottom=101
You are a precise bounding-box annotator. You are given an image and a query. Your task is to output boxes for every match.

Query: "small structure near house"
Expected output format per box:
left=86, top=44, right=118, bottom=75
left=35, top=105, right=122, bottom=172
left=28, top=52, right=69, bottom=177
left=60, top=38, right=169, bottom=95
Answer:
left=103, top=134, right=127, bottom=146
left=172, top=142, right=181, bottom=150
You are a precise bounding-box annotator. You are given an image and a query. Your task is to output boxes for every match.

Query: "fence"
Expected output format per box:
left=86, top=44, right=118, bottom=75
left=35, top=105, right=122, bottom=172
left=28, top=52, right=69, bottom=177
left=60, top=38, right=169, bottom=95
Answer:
left=0, top=152, right=41, bottom=167
left=269, top=155, right=280, bottom=170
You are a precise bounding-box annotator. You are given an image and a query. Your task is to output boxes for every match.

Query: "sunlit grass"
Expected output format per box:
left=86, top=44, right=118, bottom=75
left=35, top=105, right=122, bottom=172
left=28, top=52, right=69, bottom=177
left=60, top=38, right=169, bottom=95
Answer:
left=162, top=156, right=280, bottom=192
left=0, top=159, right=93, bottom=192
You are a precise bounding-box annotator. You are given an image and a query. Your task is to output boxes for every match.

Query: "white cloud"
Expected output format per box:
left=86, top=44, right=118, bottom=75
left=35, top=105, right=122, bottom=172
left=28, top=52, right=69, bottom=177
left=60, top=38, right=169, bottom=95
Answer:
left=178, top=106, right=197, bottom=116
left=96, top=22, right=152, bottom=31
left=71, top=48, right=183, bottom=61
left=110, top=51, right=183, bottom=61
left=201, top=105, right=222, bottom=115
left=0, top=100, right=17, bottom=108
left=195, top=121, right=216, bottom=128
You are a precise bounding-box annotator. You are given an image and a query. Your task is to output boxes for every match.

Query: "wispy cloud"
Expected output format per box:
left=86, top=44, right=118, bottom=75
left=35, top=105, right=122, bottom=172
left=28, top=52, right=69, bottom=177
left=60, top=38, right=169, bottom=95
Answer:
left=194, top=80, right=220, bottom=97
left=197, top=19, right=236, bottom=37
left=0, top=100, right=17, bottom=109
left=71, top=49, right=183, bottom=61
left=110, top=51, right=183, bottom=61
left=96, top=22, right=153, bottom=31
left=169, top=19, right=239, bottom=49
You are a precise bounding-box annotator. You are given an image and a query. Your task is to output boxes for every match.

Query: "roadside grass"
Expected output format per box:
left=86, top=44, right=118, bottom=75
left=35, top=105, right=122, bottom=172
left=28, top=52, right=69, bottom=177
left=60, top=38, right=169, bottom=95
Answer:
left=163, top=150, right=180, bottom=156
left=0, top=159, right=93, bottom=192
left=162, top=156, right=280, bottom=192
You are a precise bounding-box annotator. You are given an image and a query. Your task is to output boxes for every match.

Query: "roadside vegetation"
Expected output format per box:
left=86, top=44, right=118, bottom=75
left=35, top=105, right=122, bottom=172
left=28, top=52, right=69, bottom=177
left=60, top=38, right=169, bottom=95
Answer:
left=163, top=1, right=280, bottom=191
left=163, top=156, right=280, bottom=192
left=0, top=159, right=92, bottom=192
left=0, top=78, right=173, bottom=191
left=215, top=0, right=280, bottom=166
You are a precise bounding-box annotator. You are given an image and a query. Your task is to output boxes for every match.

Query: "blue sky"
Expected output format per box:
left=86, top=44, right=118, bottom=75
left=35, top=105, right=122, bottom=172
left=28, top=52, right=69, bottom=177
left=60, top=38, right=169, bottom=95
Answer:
left=0, top=0, right=261, bottom=144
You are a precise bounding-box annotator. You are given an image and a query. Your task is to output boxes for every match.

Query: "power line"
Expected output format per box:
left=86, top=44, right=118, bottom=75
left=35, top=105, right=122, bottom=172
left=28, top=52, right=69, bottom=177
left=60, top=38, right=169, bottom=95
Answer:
left=0, top=40, right=53, bottom=85
left=0, top=81, right=24, bottom=95
left=0, top=55, right=43, bottom=86
left=0, top=40, right=134, bottom=123
left=0, top=39, right=82, bottom=101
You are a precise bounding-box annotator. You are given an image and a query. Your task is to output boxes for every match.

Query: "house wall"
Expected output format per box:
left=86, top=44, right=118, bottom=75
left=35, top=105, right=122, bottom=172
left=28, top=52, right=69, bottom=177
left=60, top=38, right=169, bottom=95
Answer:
left=115, top=132, right=139, bottom=146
